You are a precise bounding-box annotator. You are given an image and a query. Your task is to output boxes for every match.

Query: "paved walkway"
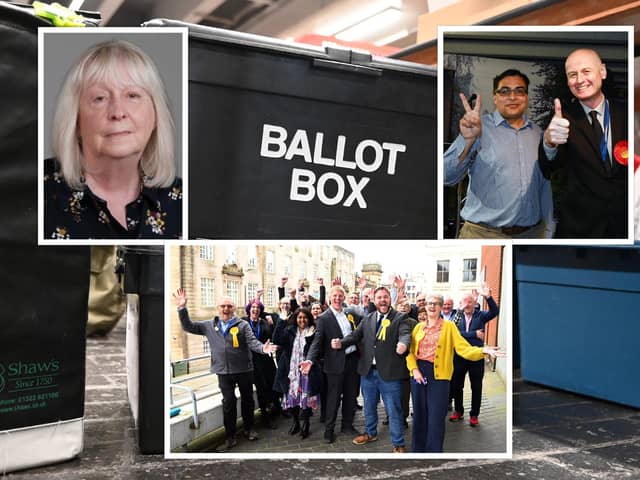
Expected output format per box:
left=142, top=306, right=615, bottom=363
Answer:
left=6, top=316, right=640, bottom=479
left=177, top=366, right=507, bottom=454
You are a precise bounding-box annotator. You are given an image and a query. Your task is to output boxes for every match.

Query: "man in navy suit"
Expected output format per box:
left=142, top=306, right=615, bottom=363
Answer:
left=449, top=284, right=498, bottom=427
left=539, top=48, right=628, bottom=239
left=302, top=285, right=360, bottom=443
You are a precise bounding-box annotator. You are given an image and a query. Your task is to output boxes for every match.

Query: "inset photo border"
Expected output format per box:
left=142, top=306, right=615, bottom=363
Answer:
left=437, top=26, right=634, bottom=245
left=38, top=27, right=188, bottom=245
left=164, top=240, right=513, bottom=460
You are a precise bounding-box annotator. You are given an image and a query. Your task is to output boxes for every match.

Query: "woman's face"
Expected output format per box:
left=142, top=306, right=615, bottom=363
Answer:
left=426, top=297, right=442, bottom=317
left=249, top=303, right=261, bottom=318
left=311, top=304, right=322, bottom=318
left=296, top=312, right=309, bottom=329
left=78, top=70, right=155, bottom=165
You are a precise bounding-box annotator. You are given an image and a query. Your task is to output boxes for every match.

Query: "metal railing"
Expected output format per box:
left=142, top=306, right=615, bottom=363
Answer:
left=169, top=354, right=219, bottom=428
left=169, top=384, right=200, bottom=429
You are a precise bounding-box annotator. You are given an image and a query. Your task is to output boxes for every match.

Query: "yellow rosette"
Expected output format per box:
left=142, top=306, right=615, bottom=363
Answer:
left=229, top=326, right=239, bottom=348
left=377, top=318, right=391, bottom=341
left=347, top=314, right=355, bottom=330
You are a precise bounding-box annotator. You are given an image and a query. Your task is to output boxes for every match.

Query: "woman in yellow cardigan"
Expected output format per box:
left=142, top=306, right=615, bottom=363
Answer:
left=407, top=295, right=504, bottom=452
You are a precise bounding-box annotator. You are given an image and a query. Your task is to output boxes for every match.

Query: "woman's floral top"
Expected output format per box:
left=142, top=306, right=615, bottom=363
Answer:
left=45, top=158, right=182, bottom=239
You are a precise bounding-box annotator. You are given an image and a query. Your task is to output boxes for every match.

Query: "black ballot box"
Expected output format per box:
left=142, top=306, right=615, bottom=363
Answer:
left=0, top=2, right=91, bottom=472
left=120, top=246, right=164, bottom=454
left=145, top=19, right=437, bottom=239
left=0, top=246, right=90, bottom=472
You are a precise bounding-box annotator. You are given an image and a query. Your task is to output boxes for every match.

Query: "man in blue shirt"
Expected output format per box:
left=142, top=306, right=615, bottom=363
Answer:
left=444, top=69, right=552, bottom=238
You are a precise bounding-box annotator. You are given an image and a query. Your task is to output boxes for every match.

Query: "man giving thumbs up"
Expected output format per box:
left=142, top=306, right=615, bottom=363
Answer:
left=539, top=48, right=627, bottom=239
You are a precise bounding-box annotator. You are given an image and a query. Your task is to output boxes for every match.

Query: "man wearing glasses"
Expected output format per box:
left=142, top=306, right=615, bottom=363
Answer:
left=173, top=288, right=278, bottom=452
left=444, top=69, right=552, bottom=238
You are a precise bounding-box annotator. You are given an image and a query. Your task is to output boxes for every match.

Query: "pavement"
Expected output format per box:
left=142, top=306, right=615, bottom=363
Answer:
left=4, top=316, right=640, bottom=479
left=176, top=362, right=507, bottom=454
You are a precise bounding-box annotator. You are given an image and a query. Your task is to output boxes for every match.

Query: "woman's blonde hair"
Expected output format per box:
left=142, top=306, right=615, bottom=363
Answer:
left=52, top=39, right=175, bottom=189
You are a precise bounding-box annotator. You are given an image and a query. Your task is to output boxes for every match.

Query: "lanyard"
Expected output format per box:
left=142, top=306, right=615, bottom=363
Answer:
left=250, top=320, right=261, bottom=339
left=600, top=100, right=610, bottom=162
left=220, top=318, right=236, bottom=336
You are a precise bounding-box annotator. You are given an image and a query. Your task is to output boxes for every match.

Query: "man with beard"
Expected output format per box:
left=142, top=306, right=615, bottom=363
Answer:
left=332, top=287, right=411, bottom=453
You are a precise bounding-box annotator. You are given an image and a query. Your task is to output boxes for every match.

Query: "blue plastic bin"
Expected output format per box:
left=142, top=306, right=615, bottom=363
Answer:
left=514, top=245, right=640, bottom=408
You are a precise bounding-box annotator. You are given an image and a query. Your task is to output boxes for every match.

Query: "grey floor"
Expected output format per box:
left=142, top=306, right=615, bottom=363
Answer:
left=5, top=317, right=640, bottom=479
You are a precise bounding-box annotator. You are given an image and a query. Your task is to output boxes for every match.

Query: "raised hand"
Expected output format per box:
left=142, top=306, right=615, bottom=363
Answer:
left=358, top=276, right=367, bottom=289
left=317, top=277, right=324, bottom=286
left=471, top=288, right=479, bottom=304
left=280, top=276, right=288, bottom=287
left=332, top=276, right=341, bottom=286
left=479, top=282, right=491, bottom=298
left=544, top=98, right=570, bottom=147
left=459, top=93, right=482, bottom=141
left=173, top=288, right=187, bottom=308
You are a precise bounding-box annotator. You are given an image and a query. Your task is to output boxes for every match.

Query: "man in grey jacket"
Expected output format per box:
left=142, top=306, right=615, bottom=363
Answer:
left=173, top=288, right=277, bottom=452
left=332, top=286, right=411, bottom=453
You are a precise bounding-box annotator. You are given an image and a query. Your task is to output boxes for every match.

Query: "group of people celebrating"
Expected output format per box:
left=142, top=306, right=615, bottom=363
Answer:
left=173, top=277, right=505, bottom=453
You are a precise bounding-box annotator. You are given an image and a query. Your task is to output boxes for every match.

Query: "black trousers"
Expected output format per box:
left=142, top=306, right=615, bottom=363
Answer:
left=218, top=371, right=255, bottom=438
left=253, top=355, right=277, bottom=412
left=324, top=352, right=359, bottom=433
left=451, top=354, right=485, bottom=417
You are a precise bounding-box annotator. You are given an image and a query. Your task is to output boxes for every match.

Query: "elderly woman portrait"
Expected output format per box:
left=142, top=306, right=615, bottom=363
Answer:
left=44, top=38, right=182, bottom=239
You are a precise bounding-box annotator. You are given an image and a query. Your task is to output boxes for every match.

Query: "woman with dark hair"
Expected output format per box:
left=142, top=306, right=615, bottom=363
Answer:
left=243, top=299, right=278, bottom=429
left=272, top=307, right=321, bottom=439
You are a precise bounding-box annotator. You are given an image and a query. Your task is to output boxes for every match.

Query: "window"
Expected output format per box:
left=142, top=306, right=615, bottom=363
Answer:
left=247, top=246, right=257, bottom=270
left=226, top=247, right=237, bottom=264
left=299, top=262, right=306, bottom=280
left=226, top=281, right=240, bottom=305
left=463, top=258, right=477, bottom=282
left=266, top=287, right=275, bottom=306
left=200, top=278, right=215, bottom=307
left=266, top=251, right=274, bottom=273
left=199, top=246, right=213, bottom=261
left=246, top=283, right=258, bottom=302
left=436, top=260, right=450, bottom=283
left=202, top=339, right=210, bottom=354
left=284, top=256, right=292, bottom=276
